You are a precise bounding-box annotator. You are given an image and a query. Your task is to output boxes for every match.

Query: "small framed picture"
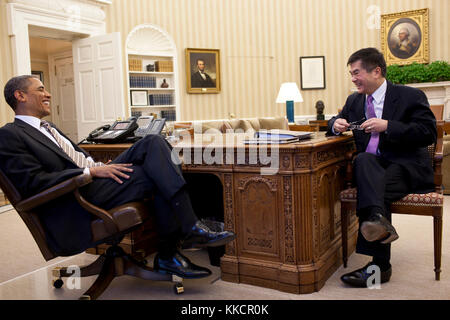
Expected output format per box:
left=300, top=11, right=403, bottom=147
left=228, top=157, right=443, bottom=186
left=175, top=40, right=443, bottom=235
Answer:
left=186, top=48, right=220, bottom=94
left=381, top=8, right=429, bottom=65
left=299, top=56, right=326, bottom=90
left=130, top=90, right=148, bottom=106
left=31, top=70, right=44, bottom=83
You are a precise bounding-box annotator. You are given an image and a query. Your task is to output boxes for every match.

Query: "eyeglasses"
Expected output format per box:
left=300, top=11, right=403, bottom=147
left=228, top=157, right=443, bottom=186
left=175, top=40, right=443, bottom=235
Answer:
left=348, top=118, right=366, bottom=131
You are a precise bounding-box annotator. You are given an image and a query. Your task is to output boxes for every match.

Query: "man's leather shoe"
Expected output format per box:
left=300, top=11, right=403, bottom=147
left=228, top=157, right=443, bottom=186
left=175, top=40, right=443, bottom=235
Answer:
left=341, top=262, right=392, bottom=288
left=153, top=251, right=212, bottom=279
left=182, top=220, right=236, bottom=249
left=360, top=212, right=399, bottom=244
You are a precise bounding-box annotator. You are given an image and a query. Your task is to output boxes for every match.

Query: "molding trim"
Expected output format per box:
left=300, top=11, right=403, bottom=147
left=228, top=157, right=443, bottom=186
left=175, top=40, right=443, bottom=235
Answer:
left=407, top=81, right=450, bottom=120
left=7, top=0, right=108, bottom=75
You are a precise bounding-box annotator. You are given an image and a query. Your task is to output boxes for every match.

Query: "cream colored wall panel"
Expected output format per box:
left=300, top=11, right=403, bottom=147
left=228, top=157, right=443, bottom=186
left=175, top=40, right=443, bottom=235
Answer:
left=0, top=0, right=15, bottom=126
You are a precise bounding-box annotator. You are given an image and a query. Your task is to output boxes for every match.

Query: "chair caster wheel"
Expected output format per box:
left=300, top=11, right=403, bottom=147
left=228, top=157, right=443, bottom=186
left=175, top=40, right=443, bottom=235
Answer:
left=53, top=279, right=64, bottom=289
left=174, top=282, right=184, bottom=294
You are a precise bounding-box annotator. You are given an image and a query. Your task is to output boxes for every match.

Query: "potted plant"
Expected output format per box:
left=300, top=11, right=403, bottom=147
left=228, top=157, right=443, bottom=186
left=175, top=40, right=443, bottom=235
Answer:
left=386, top=61, right=450, bottom=84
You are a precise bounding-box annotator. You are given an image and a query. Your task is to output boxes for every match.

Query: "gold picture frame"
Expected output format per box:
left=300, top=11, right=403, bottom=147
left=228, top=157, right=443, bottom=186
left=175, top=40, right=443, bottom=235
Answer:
left=186, top=48, right=220, bottom=93
left=381, top=8, right=429, bottom=66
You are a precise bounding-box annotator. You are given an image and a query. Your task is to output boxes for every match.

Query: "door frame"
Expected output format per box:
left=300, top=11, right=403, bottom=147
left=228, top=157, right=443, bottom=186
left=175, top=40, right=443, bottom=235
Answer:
left=48, top=50, right=74, bottom=126
left=6, top=0, right=108, bottom=76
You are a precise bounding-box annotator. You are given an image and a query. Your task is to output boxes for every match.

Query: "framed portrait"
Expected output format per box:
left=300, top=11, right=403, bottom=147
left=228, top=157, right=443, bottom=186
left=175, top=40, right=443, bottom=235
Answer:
left=186, top=48, right=220, bottom=93
left=130, top=90, right=148, bottom=106
left=299, top=56, right=326, bottom=90
left=381, top=8, right=429, bottom=65
left=31, top=70, right=44, bottom=83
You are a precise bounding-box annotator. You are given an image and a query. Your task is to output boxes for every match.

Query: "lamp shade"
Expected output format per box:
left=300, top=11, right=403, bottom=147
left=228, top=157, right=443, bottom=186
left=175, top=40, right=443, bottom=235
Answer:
left=276, top=82, right=303, bottom=103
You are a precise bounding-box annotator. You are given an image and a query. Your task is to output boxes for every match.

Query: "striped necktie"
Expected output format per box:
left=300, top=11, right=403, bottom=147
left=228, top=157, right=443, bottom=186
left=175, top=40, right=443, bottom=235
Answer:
left=40, top=121, right=104, bottom=168
left=365, top=95, right=379, bottom=155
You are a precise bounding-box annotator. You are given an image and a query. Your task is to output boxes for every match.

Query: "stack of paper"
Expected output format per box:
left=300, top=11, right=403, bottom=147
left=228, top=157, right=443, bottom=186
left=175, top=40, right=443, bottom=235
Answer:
left=244, top=130, right=313, bottom=144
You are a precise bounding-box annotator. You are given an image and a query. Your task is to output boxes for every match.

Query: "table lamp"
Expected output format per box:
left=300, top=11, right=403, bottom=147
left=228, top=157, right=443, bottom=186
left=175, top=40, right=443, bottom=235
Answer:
left=276, top=82, right=303, bottom=124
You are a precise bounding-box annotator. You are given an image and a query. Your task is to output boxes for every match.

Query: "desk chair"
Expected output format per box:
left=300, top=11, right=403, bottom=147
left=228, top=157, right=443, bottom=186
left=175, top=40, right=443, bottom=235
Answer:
left=430, top=104, right=444, bottom=122
left=339, top=120, right=444, bottom=280
left=0, top=170, right=184, bottom=299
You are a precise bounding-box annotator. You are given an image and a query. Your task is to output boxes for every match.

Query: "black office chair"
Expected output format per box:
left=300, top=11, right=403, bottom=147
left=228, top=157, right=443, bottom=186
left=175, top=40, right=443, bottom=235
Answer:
left=0, top=170, right=184, bottom=299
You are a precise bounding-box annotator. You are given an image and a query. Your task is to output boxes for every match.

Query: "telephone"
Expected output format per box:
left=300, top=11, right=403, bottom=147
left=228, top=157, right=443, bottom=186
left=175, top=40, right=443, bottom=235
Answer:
left=85, top=117, right=138, bottom=144
left=82, top=116, right=166, bottom=144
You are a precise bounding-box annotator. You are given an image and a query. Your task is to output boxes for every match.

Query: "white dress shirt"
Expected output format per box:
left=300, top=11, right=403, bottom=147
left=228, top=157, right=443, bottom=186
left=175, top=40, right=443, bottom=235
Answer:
left=366, top=79, right=387, bottom=119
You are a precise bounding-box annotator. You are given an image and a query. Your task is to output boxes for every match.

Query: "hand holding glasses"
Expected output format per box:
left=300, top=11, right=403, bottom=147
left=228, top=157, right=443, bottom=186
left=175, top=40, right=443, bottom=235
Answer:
left=347, top=118, right=366, bottom=131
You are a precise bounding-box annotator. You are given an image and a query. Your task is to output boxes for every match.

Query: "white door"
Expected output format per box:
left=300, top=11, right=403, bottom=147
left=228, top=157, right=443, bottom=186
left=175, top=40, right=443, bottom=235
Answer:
left=72, top=32, right=125, bottom=141
left=53, top=56, right=78, bottom=142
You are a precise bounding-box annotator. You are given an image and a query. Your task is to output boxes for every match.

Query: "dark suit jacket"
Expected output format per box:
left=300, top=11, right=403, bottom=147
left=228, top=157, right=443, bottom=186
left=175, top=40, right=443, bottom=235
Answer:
left=191, top=71, right=215, bottom=88
left=0, top=119, right=94, bottom=256
left=327, top=81, right=437, bottom=193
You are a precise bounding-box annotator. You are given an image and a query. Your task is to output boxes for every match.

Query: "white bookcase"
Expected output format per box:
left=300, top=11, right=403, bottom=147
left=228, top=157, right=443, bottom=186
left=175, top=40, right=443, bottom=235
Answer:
left=125, top=24, right=179, bottom=122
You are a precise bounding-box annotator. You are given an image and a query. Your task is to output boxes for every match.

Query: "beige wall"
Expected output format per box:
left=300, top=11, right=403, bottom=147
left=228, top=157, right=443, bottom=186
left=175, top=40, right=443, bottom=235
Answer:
left=104, top=0, right=449, bottom=121
left=0, top=0, right=448, bottom=126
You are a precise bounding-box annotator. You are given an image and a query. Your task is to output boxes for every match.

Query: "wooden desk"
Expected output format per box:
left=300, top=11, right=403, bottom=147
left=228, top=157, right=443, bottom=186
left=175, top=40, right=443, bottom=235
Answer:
left=309, top=119, right=329, bottom=131
left=80, top=132, right=358, bottom=294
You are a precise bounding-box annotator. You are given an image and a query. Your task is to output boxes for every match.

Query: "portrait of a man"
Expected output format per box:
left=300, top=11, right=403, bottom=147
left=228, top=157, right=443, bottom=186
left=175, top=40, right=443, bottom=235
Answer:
left=381, top=9, right=429, bottom=65
left=191, top=58, right=215, bottom=88
left=186, top=48, right=220, bottom=93
left=388, top=19, right=421, bottom=59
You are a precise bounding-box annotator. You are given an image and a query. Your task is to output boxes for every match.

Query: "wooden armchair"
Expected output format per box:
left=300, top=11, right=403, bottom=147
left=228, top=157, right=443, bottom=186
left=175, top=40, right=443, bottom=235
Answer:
left=0, top=169, right=184, bottom=299
left=339, top=120, right=444, bottom=280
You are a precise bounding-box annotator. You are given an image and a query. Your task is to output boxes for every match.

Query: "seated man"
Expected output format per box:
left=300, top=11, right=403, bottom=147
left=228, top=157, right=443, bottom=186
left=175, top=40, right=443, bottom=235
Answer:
left=327, top=48, right=436, bottom=287
left=0, top=75, right=236, bottom=279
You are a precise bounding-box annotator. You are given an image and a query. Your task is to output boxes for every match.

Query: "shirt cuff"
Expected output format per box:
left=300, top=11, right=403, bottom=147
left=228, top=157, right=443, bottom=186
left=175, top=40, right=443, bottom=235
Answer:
left=331, top=126, right=340, bottom=135
left=83, top=167, right=91, bottom=176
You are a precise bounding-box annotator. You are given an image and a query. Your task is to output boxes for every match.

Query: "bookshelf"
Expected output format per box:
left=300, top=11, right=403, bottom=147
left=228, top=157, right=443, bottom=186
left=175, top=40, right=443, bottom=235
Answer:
left=126, top=24, right=179, bottom=122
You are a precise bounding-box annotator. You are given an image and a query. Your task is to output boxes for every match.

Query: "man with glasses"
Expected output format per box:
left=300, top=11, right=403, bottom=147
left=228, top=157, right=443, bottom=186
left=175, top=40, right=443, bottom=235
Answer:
left=327, top=48, right=436, bottom=287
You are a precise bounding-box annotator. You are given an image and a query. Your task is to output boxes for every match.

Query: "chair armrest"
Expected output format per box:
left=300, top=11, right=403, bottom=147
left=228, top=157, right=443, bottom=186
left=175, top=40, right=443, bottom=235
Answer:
left=15, top=174, right=93, bottom=212
left=16, top=173, right=119, bottom=234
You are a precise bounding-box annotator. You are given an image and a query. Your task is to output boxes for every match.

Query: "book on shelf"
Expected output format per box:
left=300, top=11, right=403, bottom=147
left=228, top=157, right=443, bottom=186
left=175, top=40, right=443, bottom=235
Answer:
left=161, top=109, right=176, bottom=121
left=128, top=58, right=142, bottom=71
left=149, top=93, right=173, bottom=106
left=129, top=75, right=156, bottom=88
left=155, top=60, right=173, bottom=72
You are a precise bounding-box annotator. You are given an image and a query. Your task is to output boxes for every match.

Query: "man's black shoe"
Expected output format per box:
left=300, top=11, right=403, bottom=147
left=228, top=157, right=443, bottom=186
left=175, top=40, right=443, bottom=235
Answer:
left=340, top=262, right=392, bottom=288
left=153, top=251, right=212, bottom=279
left=182, top=220, right=236, bottom=249
left=360, top=212, right=399, bottom=244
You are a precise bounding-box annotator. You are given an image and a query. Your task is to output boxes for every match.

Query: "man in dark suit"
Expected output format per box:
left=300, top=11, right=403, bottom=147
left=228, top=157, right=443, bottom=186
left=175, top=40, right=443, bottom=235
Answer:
left=191, top=59, right=215, bottom=88
left=0, top=75, right=235, bottom=279
left=327, top=48, right=436, bottom=287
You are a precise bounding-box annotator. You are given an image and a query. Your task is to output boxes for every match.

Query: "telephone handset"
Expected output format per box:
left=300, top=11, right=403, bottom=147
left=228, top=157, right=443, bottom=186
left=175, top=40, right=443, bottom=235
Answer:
left=127, top=116, right=166, bottom=142
left=86, top=118, right=138, bottom=144
left=88, top=124, right=111, bottom=140
left=134, top=116, right=155, bottom=137
left=82, top=116, right=166, bottom=144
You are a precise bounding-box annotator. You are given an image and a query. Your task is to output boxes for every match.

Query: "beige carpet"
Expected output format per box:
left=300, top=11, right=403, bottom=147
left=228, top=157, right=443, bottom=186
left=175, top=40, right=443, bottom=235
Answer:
left=0, top=199, right=449, bottom=300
